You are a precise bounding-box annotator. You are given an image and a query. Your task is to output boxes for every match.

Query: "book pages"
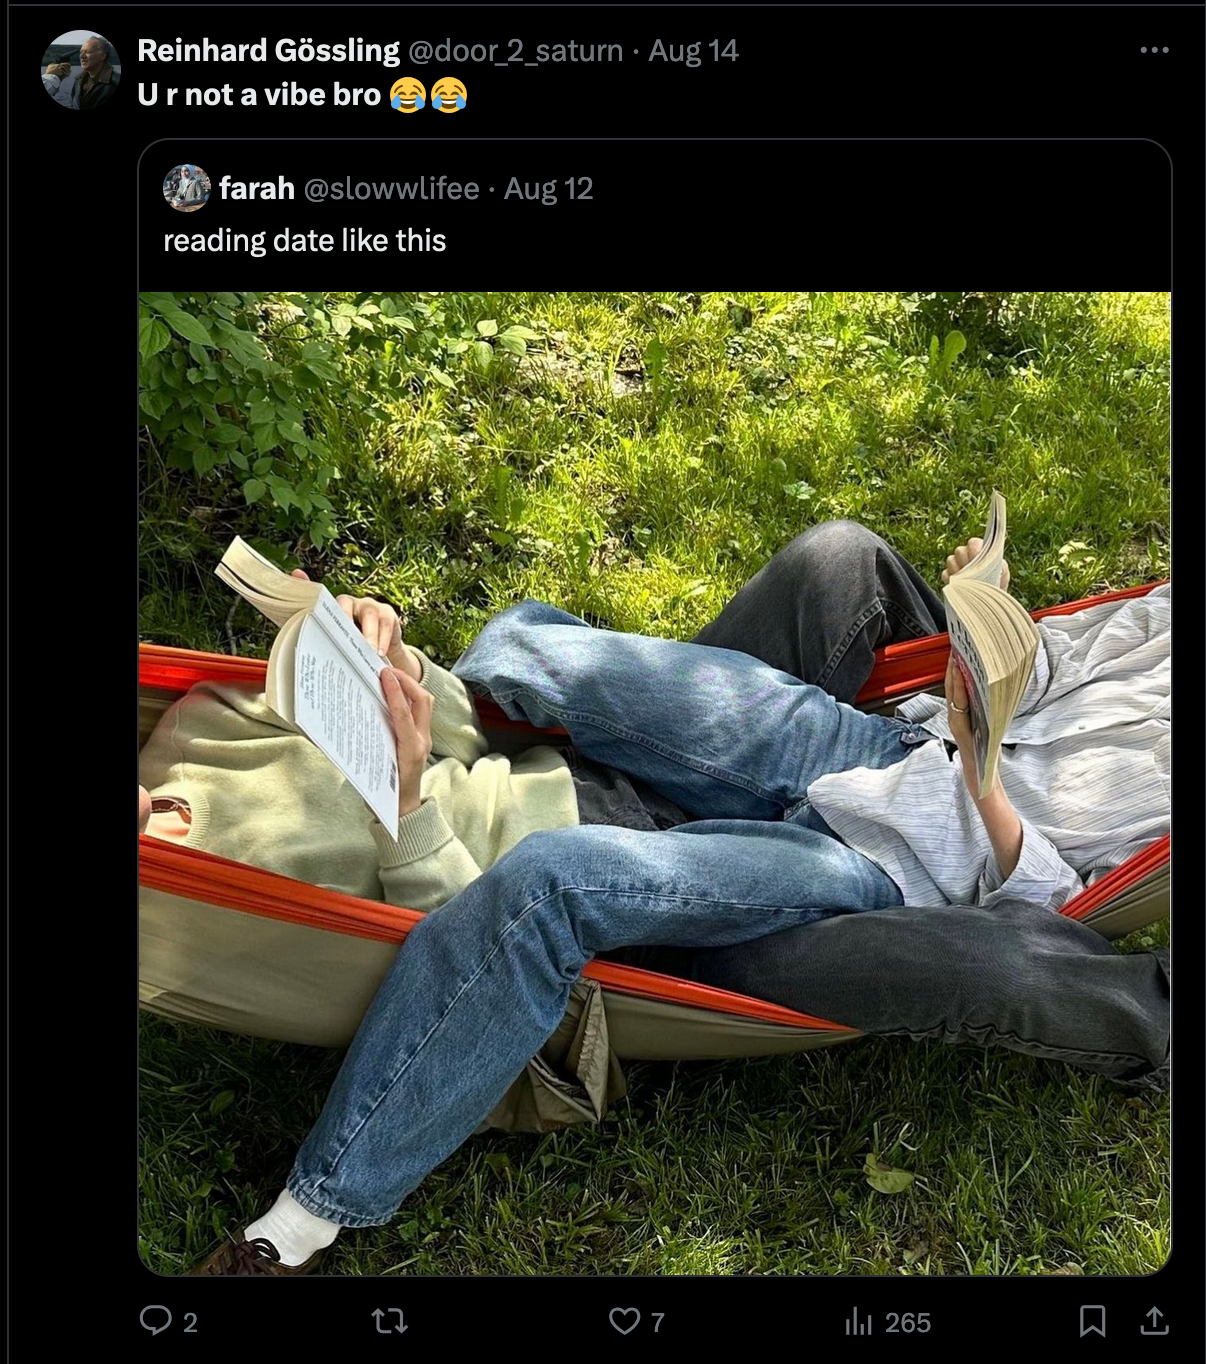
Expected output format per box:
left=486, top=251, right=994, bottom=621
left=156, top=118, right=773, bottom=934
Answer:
left=943, top=575, right=1040, bottom=795
left=293, top=615, right=400, bottom=828
left=215, top=536, right=401, bottom=829
left=956, top=489, right=1008, bottom=587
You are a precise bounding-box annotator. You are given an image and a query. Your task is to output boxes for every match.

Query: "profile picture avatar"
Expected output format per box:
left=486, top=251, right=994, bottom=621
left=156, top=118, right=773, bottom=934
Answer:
left=163, top=164, right=212, bottom=212
left=42, top=31, right=120, bottom=109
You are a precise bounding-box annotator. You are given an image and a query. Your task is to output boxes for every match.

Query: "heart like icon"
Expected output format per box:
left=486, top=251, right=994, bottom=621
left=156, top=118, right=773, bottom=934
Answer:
left=609, top=1308, right=641, bottom=1336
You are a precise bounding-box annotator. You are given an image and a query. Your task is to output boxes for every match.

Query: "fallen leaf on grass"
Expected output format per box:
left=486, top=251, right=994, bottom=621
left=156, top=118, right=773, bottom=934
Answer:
left=864, top=1152, right=914, bottom=1194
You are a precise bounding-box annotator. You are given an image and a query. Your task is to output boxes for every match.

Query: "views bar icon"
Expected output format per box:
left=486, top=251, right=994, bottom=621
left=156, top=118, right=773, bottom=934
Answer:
left=846, top=1308, right=873, bottom=1336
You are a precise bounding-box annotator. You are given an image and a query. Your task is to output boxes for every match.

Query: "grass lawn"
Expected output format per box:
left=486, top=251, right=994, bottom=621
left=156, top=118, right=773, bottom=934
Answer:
left=139, top=291, right=1170, bottom=1275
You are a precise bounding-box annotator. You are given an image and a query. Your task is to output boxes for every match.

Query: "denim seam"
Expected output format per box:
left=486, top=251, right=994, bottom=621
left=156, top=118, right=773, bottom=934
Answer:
left=880, top=597, right=935, bottom=642
left=815, top=596, right=936, bottom=696
left=815, top=601, right=883, bottom=693
left=483, top=686, right=790, bottom=808
left=292, top=882, right=830, bottom=1224
left=852, top=1020, right=1156, bottom=1068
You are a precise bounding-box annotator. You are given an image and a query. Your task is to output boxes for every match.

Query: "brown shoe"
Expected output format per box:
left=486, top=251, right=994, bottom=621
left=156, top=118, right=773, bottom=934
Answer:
left=188, top=1236, right=324, bottom=1276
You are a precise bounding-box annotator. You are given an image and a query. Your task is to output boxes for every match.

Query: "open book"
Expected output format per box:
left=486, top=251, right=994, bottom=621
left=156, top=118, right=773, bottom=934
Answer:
left=942, top=493, right=1040, bottom=796
left=216, top=538, right=399, bottom=828
left=952, top=488, right=1008, bottom=587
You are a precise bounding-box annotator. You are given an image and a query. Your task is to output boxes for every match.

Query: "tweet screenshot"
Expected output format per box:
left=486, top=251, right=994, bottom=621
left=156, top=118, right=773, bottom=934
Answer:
left=9, top=0, right=1195, bottom=1348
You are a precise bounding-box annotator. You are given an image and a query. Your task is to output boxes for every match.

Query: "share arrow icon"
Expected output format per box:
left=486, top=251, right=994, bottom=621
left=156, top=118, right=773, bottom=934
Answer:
left=1140, top=1307, right=1167, bottom=1337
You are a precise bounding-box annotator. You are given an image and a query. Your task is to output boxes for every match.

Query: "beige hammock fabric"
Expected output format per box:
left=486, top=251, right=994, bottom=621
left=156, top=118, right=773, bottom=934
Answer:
left=138, top=588, right=1170, bottom=1130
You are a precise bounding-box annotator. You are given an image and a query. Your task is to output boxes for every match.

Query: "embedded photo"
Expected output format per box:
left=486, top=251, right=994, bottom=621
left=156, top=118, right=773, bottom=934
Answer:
left=138, top=291, right=1170, bottom=1276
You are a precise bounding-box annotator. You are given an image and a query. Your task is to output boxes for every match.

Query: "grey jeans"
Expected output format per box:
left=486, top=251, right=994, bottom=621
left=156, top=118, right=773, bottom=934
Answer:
left=606, top=521, right=1169, bottom=1090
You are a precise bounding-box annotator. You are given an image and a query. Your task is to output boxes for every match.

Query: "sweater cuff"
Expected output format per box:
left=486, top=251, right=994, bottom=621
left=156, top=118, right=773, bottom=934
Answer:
left=370, top=798, right=456, bottom=868
left=406, top=646, right=464, bottom=713
left=404, top=645, right=428, bottom=686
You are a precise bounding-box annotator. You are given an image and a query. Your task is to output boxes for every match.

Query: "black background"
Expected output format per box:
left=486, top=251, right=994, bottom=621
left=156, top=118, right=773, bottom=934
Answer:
left=6, top=1, right=1197, bottom=1352
left=11, top=4, right=1197, bottom=274
left=136, top=139, right=1171, bottom=281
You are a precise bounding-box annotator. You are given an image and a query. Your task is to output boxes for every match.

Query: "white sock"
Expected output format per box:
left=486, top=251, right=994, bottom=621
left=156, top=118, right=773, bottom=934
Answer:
left=244, top=1189, right=342, bottom=1267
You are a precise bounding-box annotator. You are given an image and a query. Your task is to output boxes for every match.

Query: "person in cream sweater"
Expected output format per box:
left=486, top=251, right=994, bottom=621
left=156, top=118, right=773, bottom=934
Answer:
left=139, top=524, right=1169, bottom=1275
left=140, top=586, right=582, bottom=915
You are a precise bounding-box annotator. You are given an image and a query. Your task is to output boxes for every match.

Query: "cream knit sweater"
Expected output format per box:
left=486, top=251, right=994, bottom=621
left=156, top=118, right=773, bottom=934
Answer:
left=138, top=647, right=579, bottom=911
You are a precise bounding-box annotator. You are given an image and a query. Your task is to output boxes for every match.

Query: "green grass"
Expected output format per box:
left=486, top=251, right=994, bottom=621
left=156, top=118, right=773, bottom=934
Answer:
left=139, top=291, right=1170, bottom=1276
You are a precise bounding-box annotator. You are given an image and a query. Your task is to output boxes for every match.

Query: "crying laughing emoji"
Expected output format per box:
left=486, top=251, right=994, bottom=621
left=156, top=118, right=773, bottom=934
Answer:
left=389, top=77, right=426, bottom=113
left=430, top=77, right=467, bottom=113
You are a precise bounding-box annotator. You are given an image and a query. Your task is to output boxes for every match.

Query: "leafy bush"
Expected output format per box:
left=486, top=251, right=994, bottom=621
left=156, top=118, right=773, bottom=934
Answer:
left=138, top=292, right=541, bottom=548
left=141, top=291, right=1169, bottom=659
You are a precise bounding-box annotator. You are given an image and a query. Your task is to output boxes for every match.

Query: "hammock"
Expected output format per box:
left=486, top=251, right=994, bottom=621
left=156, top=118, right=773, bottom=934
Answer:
left=138, top=582, right=1169, bottom=1062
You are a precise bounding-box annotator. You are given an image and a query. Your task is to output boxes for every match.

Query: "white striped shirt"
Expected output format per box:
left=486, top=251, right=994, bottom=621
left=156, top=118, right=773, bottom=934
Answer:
left=806, top=584, right=1170, bottom=912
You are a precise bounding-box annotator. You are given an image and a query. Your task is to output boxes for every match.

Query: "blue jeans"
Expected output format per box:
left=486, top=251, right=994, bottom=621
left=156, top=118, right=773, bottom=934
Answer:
left=453, top=599, right=933, bottom=824
left=691, top=518, right=947, bottom=702
left=289, top=607, right=924, bottom=1225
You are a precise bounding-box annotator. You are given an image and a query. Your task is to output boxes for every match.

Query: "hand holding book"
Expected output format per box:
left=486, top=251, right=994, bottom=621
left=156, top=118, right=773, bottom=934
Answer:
left=940, top=491, right=1040, bottom=797
left=381, top=667, right=433, bottom=817
left=944, top=653, right=1025, bottom=878
left=943, top=651, right=975, bottom=759
left=216, top=537, right=420, bottom=828
left=941, top=537, right=1011, bottom=592
left=288, top=568, right=421, bottom=681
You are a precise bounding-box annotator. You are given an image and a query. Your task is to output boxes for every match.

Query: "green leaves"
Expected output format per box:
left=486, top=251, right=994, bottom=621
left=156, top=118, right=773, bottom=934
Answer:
left=864, top=1152, right=915, bottom=1195
left=139, top=316, right=170, bottom=360
left=498, top=327, right=532, bottom=355
left=942, top=329, right=967, bottom=370
left=137, top=293, right=545, bottom=551
left=300, top=344, right=341, bottom=384
left=138, top=388, right=169, bottom=419
left=928, top=329, right=968, bottom=381
left=164, top=310, right=215, bottom=348
left=643, top=337, right=668, bottom=382
left=252, top=422, right=279, bottom=453
left=782, top=480, right=815, bottom=502
left=443, top=319, right=539, bottom=367
left=192, top=447, right=226, bottom=477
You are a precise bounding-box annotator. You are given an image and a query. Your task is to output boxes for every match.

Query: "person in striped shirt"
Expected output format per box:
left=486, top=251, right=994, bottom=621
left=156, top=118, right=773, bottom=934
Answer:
left=183, top=519, right=1168, bottom=1273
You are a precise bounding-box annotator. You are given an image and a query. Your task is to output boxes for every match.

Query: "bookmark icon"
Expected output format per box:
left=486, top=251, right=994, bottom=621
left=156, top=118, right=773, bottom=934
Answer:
left=1079, top=1306, right=1106, bottom=1338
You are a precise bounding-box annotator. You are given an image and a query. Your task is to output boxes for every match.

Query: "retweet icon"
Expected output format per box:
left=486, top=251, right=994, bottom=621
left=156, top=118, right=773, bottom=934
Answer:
left=389, top=77, right=426, bottom=113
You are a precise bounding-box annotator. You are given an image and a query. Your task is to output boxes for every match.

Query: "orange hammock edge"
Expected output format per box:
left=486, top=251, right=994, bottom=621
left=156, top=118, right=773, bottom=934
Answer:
left=138, top=577, right=1169, bottom=1037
